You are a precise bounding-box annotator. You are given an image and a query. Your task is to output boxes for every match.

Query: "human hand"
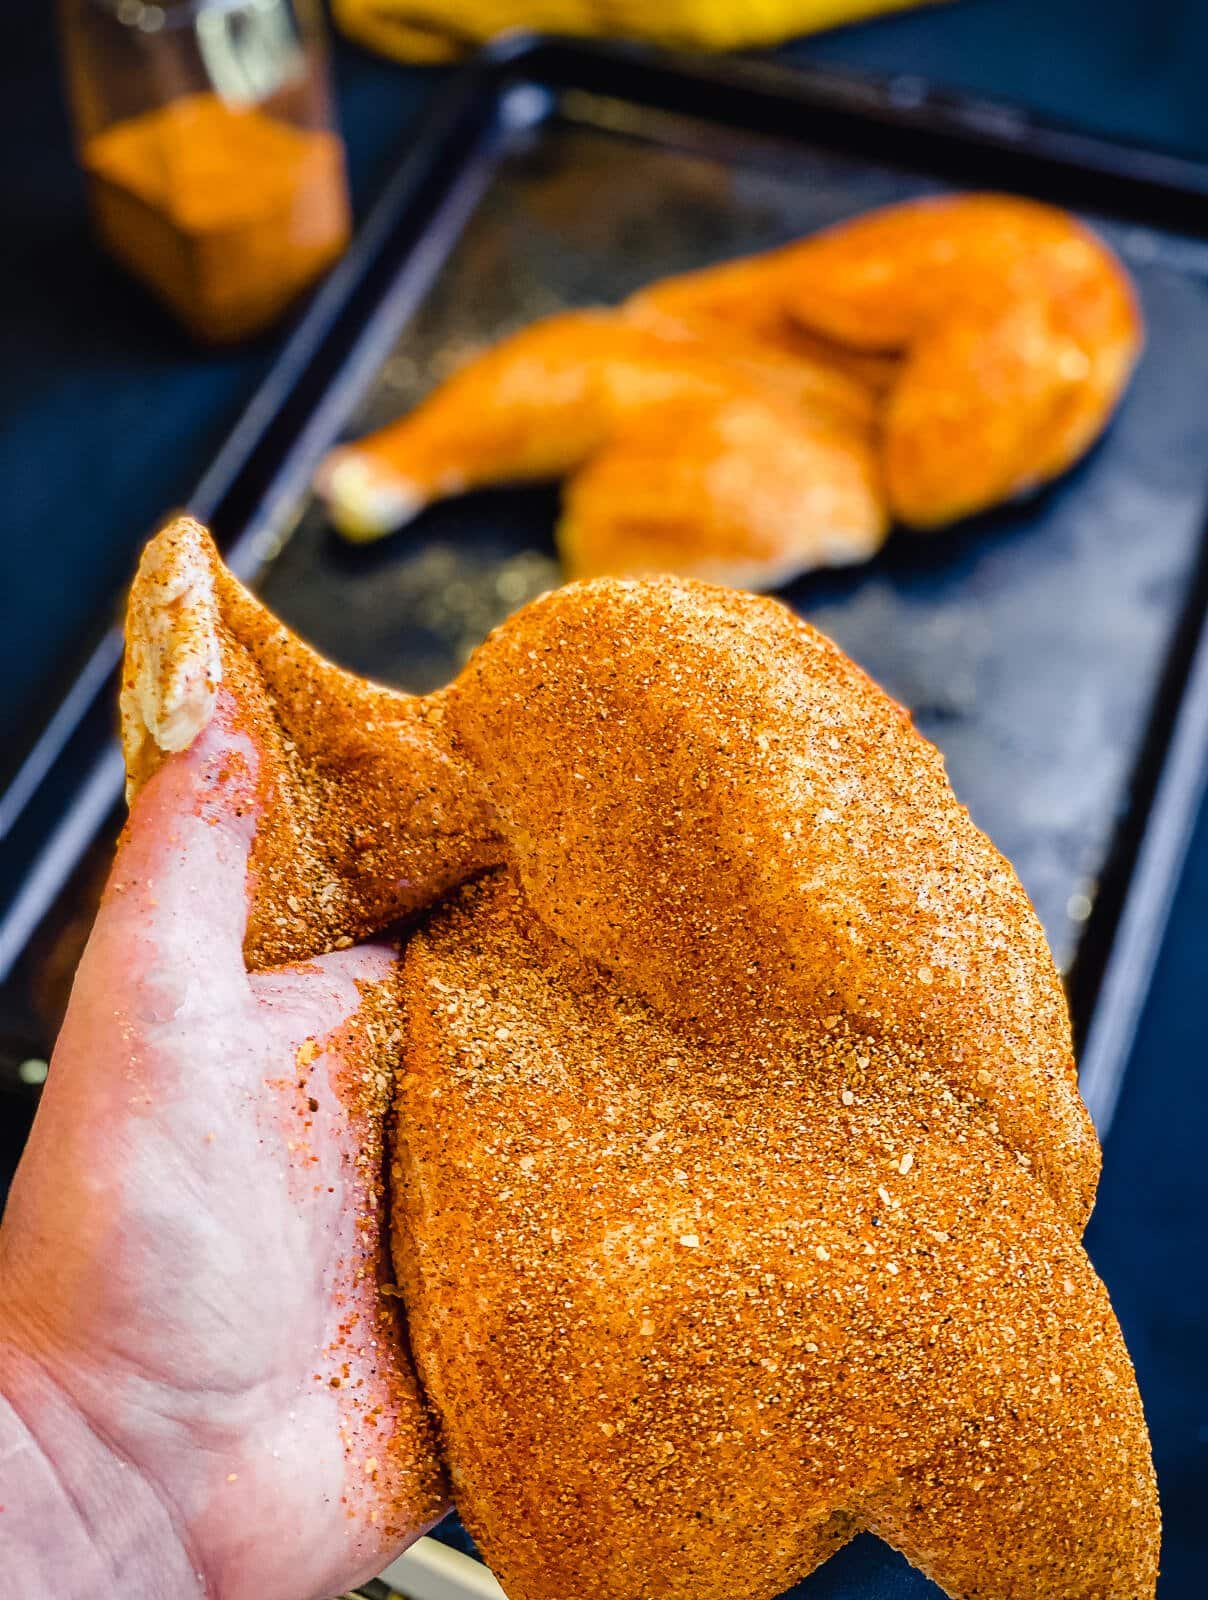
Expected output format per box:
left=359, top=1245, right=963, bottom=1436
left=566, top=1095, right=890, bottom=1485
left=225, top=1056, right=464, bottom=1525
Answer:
left=0, top=696, right=447, bottom=1600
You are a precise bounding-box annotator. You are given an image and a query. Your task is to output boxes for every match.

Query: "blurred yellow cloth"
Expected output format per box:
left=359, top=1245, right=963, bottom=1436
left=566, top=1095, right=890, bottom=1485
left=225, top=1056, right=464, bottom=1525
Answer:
left=332, top=0, right=943, bottom=63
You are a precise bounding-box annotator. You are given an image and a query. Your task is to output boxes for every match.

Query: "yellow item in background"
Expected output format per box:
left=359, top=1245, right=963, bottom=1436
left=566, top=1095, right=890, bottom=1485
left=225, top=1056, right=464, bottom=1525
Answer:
left=332, top=0, right=943, bottom=64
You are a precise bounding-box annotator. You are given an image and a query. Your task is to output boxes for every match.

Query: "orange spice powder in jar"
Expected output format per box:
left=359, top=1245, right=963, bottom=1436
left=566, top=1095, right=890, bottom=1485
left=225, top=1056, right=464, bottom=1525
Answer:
left=82, top=91, right=351, bottom=343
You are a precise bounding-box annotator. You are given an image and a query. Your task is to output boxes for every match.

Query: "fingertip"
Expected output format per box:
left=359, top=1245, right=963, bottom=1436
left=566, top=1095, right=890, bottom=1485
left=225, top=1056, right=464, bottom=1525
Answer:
left=98, top=696, right=264, bottom=984
left=126, top=693, right=260, bottom=853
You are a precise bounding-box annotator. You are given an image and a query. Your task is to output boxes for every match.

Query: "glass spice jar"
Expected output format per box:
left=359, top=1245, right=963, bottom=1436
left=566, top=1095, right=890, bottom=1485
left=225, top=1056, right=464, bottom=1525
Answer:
left=59, top=0, right=352, bottom=342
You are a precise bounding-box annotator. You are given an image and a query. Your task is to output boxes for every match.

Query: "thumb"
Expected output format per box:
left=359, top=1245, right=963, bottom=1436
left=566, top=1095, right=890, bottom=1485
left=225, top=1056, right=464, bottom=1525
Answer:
left=0, top=693, right=262, bottom=1322
left=84, top=690, right=260, bottom=1020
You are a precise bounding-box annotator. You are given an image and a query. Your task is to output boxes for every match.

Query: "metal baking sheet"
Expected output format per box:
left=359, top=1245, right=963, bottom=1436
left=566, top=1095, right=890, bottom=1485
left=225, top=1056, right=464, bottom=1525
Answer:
left=5, top=36, right=1208, bottom=1600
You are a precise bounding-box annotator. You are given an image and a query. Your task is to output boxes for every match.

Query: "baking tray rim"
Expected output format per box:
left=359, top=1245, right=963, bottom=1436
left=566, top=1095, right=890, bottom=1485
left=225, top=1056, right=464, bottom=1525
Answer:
left=4, top=34, right=1208, bottom=1138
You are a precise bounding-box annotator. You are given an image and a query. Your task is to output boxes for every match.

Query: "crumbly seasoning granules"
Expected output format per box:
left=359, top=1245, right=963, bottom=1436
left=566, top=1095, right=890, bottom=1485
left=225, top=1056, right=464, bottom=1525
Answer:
left=392, top=870, right=1155, bottom=1600
left=393, top=579, right=1155, bottom=1599
left=123, top=521, right=1159, bottom=1600
left=122, top=520, right=461, bottom=1549
left=312, top=971, right=450, bottom=1546
left=441, top=577, right=1099, bottom=1229
left=122, top=516, right=503, bottom=971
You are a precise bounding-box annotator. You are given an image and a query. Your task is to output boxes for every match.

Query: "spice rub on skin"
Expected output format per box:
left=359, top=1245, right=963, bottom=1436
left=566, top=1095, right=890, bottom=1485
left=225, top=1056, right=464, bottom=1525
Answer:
left=316, top=194, right=1140, bottom=579
left=122, top=519, right=1158, bottom=1599
left=120, top=522, right=478, bottom=1561
left=633, top=193, right=1142, bottom=528
left=394, top=871, right=1157, bottom=1600
left=85, top=703, right=449, bottom=1592
left=315, top=309, right=887, bottom=585
left=443, top=578, right=1098, bottom=1231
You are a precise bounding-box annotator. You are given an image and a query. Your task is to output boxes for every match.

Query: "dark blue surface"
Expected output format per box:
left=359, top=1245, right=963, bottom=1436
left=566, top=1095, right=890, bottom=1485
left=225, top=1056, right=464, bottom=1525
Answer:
left=2, top=1, right=1207, bottom=1594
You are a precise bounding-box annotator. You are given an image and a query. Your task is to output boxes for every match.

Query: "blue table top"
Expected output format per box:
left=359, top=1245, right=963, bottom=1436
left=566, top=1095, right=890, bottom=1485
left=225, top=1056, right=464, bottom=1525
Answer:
left=3, top=1, right=1206, bottom=1594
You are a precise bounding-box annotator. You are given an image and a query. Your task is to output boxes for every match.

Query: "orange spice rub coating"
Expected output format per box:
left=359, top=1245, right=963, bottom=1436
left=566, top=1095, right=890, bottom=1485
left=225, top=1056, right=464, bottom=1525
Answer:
left=316, top=193, right=1141, bottom=569
left=557, top=391, right=886, bottom=587
left=627, top=261, right=903, bottom=390
left=122, top=521, right=1158, bottom=1598
left=395, top=869, right=1157, bottom=1600
left=754, top=194, right=1141, bottom=525
left=121, top=521, right=467, bottom=1548
left=315, top=308, right=886, bottom=584
left=443, top=578, right=1097, bottom=1229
